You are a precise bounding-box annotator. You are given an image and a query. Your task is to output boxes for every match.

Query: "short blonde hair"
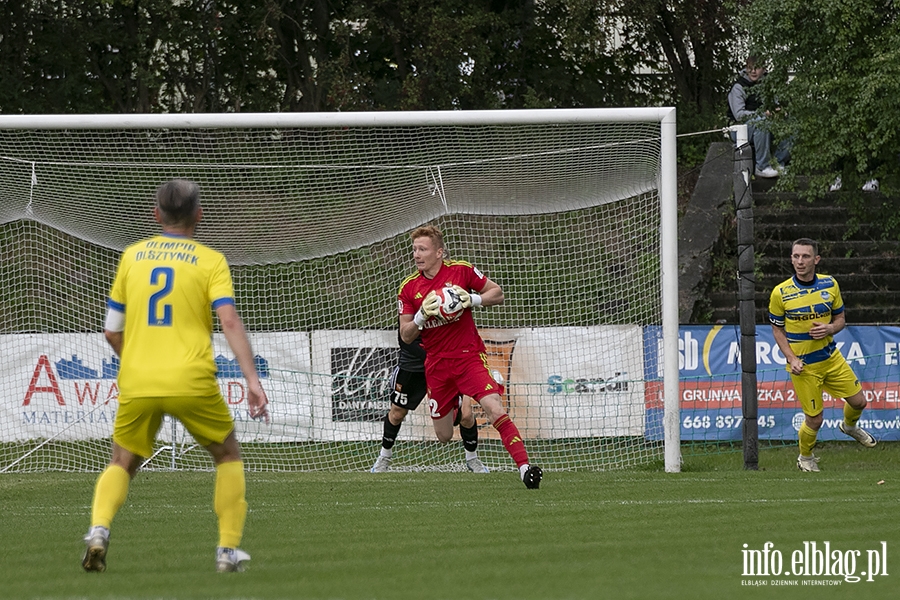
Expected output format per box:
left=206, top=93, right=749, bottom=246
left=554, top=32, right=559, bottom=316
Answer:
left=410, top=225, right=444, bottom=249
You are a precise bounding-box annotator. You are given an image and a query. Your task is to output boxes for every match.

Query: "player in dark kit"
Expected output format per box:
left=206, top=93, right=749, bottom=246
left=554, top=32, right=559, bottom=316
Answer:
left=370, top=332, right=488, bottom=473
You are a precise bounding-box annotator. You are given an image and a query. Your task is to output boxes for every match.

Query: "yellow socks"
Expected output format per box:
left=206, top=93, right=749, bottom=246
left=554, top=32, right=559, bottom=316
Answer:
left=843, top=402, right=864, bottom=428
left=90, top=464, right=130, bottom=529
left=90, top=460, right=248, bottom=550
left=798, top=422, right=818, bottom=456
left=214, top=460, right=247, bottom=549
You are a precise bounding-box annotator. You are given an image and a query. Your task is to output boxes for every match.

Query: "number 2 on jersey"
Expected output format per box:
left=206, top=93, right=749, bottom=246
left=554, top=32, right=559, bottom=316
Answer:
left=148, top=267, right=174, bottom=326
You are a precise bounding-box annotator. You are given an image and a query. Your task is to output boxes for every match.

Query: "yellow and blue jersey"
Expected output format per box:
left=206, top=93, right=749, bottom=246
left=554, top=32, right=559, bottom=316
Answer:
left=768, top=274, right=843, bottom=364
left=108, top=233, right=234, bottom=397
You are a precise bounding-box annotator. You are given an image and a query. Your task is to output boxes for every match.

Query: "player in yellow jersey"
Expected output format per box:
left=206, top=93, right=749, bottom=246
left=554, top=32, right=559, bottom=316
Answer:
left=768, top=238, right=876, bottom=472
left=82, top=179, right=269, bottom=573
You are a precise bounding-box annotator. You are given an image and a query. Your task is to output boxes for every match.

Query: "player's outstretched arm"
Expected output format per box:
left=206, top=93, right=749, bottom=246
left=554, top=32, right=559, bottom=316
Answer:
left=217, top=303, right=270, bottom=423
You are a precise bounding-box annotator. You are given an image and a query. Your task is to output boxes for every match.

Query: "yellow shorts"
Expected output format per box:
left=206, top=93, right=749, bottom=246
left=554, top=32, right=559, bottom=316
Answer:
left=789, top=351, right=861, bottom=417
left=113, top=393, right=234, bottom=458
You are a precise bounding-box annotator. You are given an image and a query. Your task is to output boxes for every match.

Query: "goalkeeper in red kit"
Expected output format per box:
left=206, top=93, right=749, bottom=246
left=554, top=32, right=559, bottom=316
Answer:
left=397, top=225, right=542, bottom=488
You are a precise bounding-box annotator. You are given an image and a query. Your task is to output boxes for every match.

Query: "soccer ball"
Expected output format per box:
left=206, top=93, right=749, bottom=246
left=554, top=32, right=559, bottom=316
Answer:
left=438, top=287, right=465, bottom=322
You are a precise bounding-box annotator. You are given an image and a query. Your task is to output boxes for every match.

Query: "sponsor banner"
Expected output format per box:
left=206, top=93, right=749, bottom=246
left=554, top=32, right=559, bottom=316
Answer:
left=644, top=324, right=900, bottom=381
left=310, top=330, right=400, bottom=441
left=644, top=325, right=900, bottom=441
left=524, top=326, right=646, bottom=438
left=694, top=407, right=900, bottom=442
left=13, top=324, right=900, bottom=445
left=1, top=333, right=312, bottom=443
left=674, top=324, right=900, bottom=381
left=647, top=407, right=900, bottom=442
left=679, top=381, right=900, bottom=411
left=213, top=332, right=314, bottom=443
left=6, top=326, right=648, bottom=444
left=310, top=326, right=647, bottom=441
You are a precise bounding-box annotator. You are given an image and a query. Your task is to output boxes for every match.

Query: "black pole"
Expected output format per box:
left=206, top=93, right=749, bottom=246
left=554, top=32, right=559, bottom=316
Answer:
left=733, top=134, right=759, bottom=470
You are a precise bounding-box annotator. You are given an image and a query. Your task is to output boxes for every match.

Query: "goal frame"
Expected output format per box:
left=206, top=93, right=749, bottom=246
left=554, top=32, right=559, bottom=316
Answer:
left=0, top=108, right=680, bottom=473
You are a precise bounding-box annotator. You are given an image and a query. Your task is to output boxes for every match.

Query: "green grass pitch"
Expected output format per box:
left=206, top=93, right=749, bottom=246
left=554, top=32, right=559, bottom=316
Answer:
left=1, top=444, right=898, bottom=600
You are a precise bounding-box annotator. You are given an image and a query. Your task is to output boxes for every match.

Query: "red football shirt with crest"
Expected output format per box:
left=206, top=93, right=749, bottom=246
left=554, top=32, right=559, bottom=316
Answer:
left=398, top=260, right=487, bottom=359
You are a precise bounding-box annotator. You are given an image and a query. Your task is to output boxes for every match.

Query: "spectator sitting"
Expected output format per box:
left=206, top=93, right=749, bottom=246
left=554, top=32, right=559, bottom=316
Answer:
left=728, top=55, right=792, bottom=178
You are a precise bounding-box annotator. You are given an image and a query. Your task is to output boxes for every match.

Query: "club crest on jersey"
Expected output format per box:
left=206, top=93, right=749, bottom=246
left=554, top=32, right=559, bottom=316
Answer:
left=820, top=291, right=829, bottom=299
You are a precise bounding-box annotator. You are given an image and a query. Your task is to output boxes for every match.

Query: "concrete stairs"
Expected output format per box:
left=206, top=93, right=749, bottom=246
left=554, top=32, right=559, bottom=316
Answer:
left=706, top=180, right=900, bottom=325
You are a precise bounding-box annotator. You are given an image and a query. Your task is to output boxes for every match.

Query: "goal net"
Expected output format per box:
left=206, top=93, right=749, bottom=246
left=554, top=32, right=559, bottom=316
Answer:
left=0, top=109, right=679, bottom=473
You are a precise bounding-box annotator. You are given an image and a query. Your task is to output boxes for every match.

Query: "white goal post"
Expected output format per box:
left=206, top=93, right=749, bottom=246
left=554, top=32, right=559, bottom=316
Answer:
left=0, top=108, right=680, bottom=473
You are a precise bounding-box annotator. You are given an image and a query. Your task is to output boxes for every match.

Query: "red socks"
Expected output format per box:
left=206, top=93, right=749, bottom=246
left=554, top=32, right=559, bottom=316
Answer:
left=493, top=414, right=529, bottom=467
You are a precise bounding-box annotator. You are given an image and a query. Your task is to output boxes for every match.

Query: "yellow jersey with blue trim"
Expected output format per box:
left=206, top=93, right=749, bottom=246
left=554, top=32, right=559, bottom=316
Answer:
left=107, top=233, right=235, bottom=397
left=768, top=274, right=843, bottom=364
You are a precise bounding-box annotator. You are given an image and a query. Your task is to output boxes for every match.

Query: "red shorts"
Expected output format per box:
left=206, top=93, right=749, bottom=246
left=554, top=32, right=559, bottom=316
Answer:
left=425, top=352, right=504, bottom=419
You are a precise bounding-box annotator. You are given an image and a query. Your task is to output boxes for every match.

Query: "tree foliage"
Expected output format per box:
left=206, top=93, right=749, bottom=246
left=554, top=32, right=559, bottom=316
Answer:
left=617, top=0, right=741, bottom=117
left=0, top=0, right=284, bottom=113
left=742, top=0, right=900, bottom=200
left=0, top=0, right=738, bottom=126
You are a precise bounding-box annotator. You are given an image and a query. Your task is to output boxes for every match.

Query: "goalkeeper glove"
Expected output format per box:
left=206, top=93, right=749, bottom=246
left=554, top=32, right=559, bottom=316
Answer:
left=451, top=285, right=482, bottom=308
left=414, top=291, right=441, bottom=329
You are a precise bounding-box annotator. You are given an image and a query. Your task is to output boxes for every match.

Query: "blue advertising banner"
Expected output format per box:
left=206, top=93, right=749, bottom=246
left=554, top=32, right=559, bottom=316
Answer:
left=645, top=325, right=900, bottom=441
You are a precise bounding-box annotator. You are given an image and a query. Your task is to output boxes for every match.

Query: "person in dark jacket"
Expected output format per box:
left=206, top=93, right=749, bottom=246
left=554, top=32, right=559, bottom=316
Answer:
left=728, top=55, right=791, bottom=178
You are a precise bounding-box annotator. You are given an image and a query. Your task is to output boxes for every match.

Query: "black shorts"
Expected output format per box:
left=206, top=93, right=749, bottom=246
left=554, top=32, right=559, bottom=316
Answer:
left=388, top=366, right=427, bottom=411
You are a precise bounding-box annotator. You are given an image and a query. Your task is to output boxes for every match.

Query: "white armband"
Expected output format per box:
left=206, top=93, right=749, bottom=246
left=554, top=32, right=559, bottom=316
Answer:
left=470, top=293, right=482, bottom=307
left=105, top=307, right=125, bottom=332
left=413, top=311, right=427, bottom=330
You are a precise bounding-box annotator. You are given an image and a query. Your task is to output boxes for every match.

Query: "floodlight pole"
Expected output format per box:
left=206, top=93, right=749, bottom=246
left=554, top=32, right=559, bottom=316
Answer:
left=731, top=125, right=759, bottom=470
